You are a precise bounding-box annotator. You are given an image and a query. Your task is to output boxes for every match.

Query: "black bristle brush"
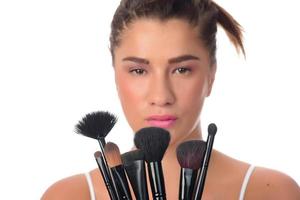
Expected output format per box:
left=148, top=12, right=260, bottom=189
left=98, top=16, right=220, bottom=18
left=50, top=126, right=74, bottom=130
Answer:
left=176, top=140, right=207, bottom=200
left=122, top=150, right=149, bottom=200
left=192, top=123, right=218, bottom=200
left=134, top=127, right=170, bottom=200
left=105, top=142, right=132, bottom=200
left=75, top=111, right=117, bottom=146
left=75, top=111, right=119, bottom=200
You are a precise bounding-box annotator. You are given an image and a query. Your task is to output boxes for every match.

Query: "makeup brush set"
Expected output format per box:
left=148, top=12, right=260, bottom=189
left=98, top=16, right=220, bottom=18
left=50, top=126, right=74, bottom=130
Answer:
left=75, top=111, right=217, bottom=200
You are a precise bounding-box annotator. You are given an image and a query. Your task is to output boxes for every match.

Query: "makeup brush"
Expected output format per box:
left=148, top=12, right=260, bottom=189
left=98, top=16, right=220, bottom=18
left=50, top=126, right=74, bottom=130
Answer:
left=94, top=151, right=118, bottom=200
left=75, top=111, right=119, bottom=199
left=122, top=149, right=149, bottom=200
left=105, top=142, right=132, bottom=200
left=75, top=111, right=117, bottom=146
left=176, top=140, right=207, bottom=200
left=192, top=123, right=217, bottom=200
left=134, top=127, right=170, bottom=200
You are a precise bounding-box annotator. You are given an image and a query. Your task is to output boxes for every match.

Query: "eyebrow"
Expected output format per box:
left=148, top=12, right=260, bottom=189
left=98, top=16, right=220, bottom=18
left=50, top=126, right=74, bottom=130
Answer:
left=122, top=57, right=150, bottom=65
left=122, top=54, right=200, bottom=65
left=169, top=55, right=200, bottom=64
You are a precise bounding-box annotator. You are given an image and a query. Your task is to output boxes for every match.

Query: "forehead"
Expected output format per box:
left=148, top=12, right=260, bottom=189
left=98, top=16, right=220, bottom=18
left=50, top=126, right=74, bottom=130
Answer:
left=114, top=18, right=209, bottom=59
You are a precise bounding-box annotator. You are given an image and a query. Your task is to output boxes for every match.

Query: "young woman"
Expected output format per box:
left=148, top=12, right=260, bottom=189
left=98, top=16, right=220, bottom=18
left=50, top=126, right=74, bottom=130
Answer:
left=42, top=0, right=300, bottom=199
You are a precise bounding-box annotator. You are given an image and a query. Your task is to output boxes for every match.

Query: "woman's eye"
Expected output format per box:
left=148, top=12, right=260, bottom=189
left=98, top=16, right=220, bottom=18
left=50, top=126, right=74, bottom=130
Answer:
left=174, top=67, right=191, bottom=74
left=129, top=68, right=146, bottom=75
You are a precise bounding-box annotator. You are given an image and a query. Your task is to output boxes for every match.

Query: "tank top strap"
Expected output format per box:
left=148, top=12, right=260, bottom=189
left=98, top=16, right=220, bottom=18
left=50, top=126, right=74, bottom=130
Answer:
left=239, top=165, right=255, bottom=200
left=85, top=172, right=96, bottom=200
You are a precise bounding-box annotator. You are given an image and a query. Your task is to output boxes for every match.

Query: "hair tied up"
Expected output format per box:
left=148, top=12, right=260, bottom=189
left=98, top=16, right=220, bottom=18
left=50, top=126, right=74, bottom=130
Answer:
left=192, top=0, right=211, bottom=8
left=211, top=1, right=246, bottom=56
left=111, top=0, right=245, bottom=64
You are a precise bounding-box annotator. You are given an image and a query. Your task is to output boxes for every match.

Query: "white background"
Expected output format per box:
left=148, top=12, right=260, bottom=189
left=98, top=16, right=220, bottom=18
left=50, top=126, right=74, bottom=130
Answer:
left=0, top=0, right=299, bottom=199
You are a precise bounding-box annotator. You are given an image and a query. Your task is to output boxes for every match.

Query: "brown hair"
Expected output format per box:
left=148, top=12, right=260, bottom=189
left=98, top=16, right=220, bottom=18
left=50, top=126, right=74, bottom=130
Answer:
left=109, top=0, right=245, bottom=65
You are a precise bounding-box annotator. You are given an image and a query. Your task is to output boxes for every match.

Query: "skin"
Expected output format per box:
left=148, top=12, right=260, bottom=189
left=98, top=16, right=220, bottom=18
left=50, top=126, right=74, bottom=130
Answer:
left=42, top=18, right=300, bottom=200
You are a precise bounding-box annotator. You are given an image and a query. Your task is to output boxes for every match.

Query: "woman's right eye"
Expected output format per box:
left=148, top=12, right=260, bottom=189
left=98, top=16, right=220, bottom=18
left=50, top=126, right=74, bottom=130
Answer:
left=129, top=68, right=146, bottom=75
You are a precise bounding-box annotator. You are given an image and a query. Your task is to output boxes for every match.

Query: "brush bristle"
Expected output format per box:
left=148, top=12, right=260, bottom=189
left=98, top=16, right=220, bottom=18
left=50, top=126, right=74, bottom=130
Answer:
left=121, top=150, right=144, bottom=166
left=208, top=123, right=217, bottom=136
left=75, top=111, right=117, bottom=140
left=176, top=140, right=207, bottom=169
left=94, top=151, right=102, bottom=158
left=134, top=127, right=170, bottom=162
left=104, top=142, right=122, bottom=168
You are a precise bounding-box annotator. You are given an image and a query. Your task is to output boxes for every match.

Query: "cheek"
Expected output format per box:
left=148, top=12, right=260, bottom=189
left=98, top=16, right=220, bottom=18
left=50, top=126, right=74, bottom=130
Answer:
left=176, top=77, right=208, bottom=107
left=175, top=77, right=209, bottom=124
left=115, top=72, right=147, bottom=128
left=117, top=77, right=135, bottom=107
left=117, top=76, right=144, bottom=106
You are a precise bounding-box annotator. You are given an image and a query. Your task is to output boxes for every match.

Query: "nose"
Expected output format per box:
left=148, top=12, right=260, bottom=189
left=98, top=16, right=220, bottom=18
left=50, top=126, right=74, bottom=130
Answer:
left=147, top=75, right=175, bottom=107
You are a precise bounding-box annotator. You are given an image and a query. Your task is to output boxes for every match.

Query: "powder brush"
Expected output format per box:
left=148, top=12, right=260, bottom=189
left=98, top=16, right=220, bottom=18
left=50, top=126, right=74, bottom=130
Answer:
left=134, top=127, right=170, bottom=200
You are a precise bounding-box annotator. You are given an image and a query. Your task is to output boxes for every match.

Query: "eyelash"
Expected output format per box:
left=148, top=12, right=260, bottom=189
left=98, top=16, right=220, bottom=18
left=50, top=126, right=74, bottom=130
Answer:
left=173, top=67, right=192, bottom=74
left=128, top=66, right=192, bottom=75
left=129, top=68, right=146, bottom=75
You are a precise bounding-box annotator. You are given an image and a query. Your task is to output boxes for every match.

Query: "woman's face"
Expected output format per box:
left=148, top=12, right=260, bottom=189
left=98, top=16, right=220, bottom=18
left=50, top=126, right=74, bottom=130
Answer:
left=113, top=18, right=216, bottom=145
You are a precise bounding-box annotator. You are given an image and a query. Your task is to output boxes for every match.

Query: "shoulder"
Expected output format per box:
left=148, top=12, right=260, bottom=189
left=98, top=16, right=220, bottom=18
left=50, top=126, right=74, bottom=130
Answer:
left=212, top=151, right=300, bottom=199
left=246, top=166, right=300, bottom=200
left=41, top=173, right=90, bottom=200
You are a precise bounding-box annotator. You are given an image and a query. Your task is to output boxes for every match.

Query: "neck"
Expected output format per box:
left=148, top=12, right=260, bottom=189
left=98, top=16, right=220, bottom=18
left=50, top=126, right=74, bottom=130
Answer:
left=163, top=123, right=203, bottom=168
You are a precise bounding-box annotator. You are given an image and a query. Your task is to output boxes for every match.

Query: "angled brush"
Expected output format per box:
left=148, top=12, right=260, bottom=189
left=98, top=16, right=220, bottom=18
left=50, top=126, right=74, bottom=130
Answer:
left=105, top=142, right=132, bottom=200
left=122, top=150, right=149, bottom=200
left=176, top=140, right=207, bottom=200
left=134, top=127, right=170, bottom=200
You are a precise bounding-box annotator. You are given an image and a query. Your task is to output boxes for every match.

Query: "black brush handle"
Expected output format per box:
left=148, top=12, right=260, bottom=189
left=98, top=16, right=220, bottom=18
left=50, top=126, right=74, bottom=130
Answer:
left=147, top=162, right=166, bottom=200
left=124, top=160, right=149, bottom=200
left=192, top=131, right=216, bottom=200
left=111, top=165, right=132, bottom=200
left=179, top=168, right=198, bottom=200
left=97, top=139, right=121, bottom=200
left=95, top=155, right=118, bottom=200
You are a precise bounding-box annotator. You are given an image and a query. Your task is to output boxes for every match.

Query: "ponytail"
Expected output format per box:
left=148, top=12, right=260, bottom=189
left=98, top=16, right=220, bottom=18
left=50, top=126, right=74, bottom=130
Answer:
left=212, top=1, right=245, bottom=56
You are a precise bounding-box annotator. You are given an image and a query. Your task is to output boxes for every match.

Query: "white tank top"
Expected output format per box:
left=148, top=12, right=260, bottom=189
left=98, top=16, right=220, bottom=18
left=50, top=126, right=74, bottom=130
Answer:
left=85, top=165, right=256, bottom=200
left=85, top=171, right=96, bottom=200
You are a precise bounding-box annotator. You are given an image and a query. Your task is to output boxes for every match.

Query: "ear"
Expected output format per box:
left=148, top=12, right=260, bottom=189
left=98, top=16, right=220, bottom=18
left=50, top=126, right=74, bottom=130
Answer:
left=206, top=63, right=217, bottom=97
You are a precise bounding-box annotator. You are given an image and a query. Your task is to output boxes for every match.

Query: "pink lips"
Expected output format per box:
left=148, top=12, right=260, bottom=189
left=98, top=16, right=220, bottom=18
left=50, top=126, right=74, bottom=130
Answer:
left=146, top=115, right=177, bottom=128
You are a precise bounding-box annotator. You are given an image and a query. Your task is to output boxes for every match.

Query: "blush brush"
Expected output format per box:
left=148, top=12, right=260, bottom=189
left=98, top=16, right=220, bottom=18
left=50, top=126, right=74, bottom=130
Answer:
left=75, top=111, right=119, bottom=200
left=176, top=140, right=207, bottom=200
left=134, top=127, right=170, bottom=200
left=105, top=142, right=132, bottom=200
left=121, top=149, right=149, bottom=200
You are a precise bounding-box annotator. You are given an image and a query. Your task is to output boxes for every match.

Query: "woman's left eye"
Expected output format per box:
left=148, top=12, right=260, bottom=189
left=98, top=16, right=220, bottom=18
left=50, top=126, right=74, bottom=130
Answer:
left=174, top=67, right=191, bottom=74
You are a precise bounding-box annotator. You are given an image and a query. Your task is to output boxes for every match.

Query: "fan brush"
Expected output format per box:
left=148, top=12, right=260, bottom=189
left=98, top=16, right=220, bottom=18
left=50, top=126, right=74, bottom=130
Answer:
left=75, top=111, right=119, bottom=200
